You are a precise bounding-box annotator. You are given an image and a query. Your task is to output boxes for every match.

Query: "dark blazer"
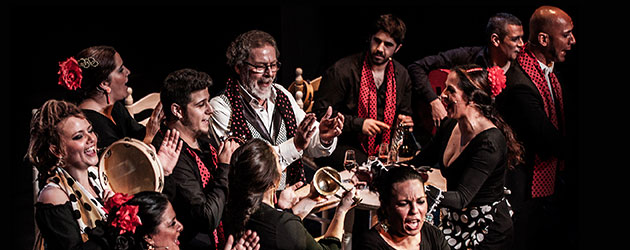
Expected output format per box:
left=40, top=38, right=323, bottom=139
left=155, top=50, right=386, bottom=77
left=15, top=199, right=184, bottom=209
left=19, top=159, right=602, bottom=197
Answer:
left=152, top=129, right=229, bottom=250
left=495, top=62, right=567, bottom=199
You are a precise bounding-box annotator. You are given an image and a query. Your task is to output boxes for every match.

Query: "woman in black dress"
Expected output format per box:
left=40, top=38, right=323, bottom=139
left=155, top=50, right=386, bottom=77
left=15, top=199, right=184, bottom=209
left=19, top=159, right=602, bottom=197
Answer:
left=411, top=64, right=524, bottom=250
left=59, top=45, right=163, bottom=149
left=356, top=166, right=450, bottom=250
left=225, top=138, right=357, bottom=250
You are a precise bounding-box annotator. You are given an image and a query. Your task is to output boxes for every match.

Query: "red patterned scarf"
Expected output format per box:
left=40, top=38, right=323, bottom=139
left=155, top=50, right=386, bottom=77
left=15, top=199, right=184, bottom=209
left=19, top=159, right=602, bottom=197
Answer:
left=358, top=55, right=397, bottom=156
left=517, top=46, right=565, bottom=198
left=225, top=78, right=306, bottom=185
left=185, top=145, right=225, bottom=250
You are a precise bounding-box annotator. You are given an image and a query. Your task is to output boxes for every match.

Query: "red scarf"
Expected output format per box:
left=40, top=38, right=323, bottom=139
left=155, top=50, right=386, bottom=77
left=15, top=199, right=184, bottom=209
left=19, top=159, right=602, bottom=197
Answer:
left=358, top=55, right=397, bottom=156
left=225, top=78, right=306, bottom=185
left=517, top=46, right=565, bottom=198
left=185, top=146, right=225, bottom=250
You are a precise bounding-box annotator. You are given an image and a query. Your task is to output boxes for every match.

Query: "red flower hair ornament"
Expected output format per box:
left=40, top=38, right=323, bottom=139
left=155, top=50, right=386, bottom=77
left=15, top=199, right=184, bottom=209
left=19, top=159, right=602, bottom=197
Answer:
left=105, top=193, right=143, bottom=235
left=57, top=57, right=83, bottom=91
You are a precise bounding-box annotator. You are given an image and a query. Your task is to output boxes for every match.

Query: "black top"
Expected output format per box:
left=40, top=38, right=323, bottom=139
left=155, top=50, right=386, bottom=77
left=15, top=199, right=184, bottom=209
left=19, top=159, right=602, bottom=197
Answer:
left=354, top=224, right=450, bottom=250
left=411, top=118, right=512, bottom=230
left=246, top=203, right=341, bottom=250
left=314, top=52, right=413, bottom=134
left=407, top=46, right=490, bottom=103
left=152, top=130, right=229, bottom=250
left=34, top=202, right=106, bottom=250
left=83, top=101, right=146, bottom=149
left=312, top=52, right=413, bottom=166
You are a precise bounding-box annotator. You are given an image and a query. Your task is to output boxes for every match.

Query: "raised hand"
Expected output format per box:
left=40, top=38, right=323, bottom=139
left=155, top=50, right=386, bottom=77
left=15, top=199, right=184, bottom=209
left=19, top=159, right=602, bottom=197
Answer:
left=157, top=129, right=183, bottom=176
left=277, top=181, right=304, bottom=209
left=318, top=106, right=344, bottom=144
left=293, top=113, right=317, bottom=151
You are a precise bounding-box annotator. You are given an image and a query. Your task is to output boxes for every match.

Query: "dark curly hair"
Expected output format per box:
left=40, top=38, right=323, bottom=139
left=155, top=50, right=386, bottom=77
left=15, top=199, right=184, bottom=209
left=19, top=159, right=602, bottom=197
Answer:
left=226, top=138, right=280, bottom=238
left=371, top=14, right=406, bottom=45
left=161, top=68, right=213, bottom=121
left=452, top=64, right=524, bottom=168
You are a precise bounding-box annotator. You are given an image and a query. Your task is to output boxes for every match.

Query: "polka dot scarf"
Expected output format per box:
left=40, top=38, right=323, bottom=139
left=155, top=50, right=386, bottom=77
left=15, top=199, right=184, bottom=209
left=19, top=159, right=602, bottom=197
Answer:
left=45, top=167, right=107, bottom=242
left=358, top=55, right=397, bottom=156
left=517, top=46, right=565, bottom=198
left=184, top=146, right=225, bottom=250
left=225, top=78, right=306, bottom=185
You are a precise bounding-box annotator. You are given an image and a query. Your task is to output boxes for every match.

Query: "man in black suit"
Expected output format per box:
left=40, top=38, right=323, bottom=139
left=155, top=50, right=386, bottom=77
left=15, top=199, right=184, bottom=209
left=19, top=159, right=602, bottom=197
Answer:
left=153, top=68, right=240, bottom=250
left=495, top=6, right=576, bottom=250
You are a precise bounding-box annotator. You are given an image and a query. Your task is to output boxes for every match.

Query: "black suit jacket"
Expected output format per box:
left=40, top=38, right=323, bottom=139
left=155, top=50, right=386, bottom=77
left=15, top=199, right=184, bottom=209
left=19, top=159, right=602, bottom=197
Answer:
left=152, top=130, right=229, bottom=250
left=495, top=62, right=567, bottom=200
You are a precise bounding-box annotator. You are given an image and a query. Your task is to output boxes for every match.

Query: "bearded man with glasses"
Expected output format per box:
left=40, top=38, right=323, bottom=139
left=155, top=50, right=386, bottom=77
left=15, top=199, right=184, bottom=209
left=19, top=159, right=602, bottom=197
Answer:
left=210, top=30, right=344, bottom=192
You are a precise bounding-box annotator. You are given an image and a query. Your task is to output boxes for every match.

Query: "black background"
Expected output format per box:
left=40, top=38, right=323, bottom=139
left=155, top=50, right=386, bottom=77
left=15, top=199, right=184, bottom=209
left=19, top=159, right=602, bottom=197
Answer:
left=10, top=1, right=580, bottom=249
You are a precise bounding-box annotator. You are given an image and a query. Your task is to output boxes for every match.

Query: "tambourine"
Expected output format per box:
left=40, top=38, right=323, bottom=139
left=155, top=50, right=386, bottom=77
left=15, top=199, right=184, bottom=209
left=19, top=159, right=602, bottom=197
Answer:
left=99, top=137, right=164, bottom=195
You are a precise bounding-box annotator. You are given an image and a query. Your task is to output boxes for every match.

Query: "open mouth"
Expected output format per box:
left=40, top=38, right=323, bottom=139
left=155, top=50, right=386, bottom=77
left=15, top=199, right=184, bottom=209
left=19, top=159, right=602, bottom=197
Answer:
left=85, top=145, right=97, bottom=157
left=404, top=218, right=422, bottom=231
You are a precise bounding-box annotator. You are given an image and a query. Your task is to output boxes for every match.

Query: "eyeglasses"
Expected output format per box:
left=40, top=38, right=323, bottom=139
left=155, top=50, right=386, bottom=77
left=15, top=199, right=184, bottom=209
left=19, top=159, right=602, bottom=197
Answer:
left=243, top=61, right=281, bottom=73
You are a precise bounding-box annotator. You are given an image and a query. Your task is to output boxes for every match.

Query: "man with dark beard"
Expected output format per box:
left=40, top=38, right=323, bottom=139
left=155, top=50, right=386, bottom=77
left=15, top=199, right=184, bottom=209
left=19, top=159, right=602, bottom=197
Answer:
left=210, top=30, right=344, bottom=191
left=312, top=14, right=414, bottom=168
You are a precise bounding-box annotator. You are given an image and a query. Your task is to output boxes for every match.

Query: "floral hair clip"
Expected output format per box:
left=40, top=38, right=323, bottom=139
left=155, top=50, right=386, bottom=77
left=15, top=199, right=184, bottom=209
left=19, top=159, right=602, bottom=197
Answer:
left=57, top=57, right=83, bottom=91
left=105, top=193, right=142, bottom=235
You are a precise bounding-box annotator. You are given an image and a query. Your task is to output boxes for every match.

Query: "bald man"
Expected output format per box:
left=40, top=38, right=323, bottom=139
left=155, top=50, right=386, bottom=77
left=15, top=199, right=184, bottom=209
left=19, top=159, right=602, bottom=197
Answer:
left=495, top=6, right=576, bottom=249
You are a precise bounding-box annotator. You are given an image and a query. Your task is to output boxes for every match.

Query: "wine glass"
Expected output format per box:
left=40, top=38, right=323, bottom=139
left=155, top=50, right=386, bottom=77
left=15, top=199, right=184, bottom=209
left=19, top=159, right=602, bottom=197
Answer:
left=378, top=142, right=389, bottom=164
left=344, top=150, right=357, bottom=172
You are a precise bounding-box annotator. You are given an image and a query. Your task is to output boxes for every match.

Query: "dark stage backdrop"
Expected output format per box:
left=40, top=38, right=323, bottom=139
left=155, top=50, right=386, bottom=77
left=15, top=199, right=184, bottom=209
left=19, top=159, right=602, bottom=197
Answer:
left=10, top=2, right=580, bottom=249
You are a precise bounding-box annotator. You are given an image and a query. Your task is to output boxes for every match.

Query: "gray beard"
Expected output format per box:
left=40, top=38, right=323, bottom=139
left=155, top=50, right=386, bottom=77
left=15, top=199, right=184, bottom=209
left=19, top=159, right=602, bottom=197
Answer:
left=242, top=74, right=274, bottom=100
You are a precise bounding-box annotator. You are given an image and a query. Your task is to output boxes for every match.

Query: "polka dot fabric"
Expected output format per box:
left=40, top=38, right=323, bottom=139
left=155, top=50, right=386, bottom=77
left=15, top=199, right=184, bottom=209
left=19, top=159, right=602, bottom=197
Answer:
left=225, top=78, right=306, bottom=185
left=184, top=146, right=225, bottom=249
left=43, top=167, right=107, bottom=241
left=358, top=56, right=397, bottom=156
left=517, top=47, right=565, bottom=198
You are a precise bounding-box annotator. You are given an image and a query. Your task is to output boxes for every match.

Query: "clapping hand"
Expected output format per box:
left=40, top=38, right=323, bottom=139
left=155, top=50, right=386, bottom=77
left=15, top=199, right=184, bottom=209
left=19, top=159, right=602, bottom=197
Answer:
left=156, top=129, right=183, bottom=176
left=318, top=106, right=344, bottom=144
left=293, top=113, right=317, bottom=151
left=224, top=230, right=260, bottom=250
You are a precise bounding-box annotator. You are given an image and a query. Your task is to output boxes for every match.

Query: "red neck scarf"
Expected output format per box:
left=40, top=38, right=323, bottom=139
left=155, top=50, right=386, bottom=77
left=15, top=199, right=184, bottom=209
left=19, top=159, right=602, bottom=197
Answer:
left=225, top=78, right=306, bottom=185
left=358, top=55, right=397, bottom=156
left=184, top=145, right=225, bottom=250
left=517, top=46, right=565, bottom=198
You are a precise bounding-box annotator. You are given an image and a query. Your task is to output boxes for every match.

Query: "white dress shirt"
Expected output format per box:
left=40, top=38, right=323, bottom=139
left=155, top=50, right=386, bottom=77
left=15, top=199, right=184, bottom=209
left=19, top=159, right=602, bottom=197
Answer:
left=209, top=83, right=336, bottom=171
left=538, top=61, right=556, bottom=104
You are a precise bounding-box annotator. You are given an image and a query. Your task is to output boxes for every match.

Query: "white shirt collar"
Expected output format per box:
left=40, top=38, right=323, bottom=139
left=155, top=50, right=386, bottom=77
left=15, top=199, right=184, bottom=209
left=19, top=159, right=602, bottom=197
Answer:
left=537, top=60, right=555, bottom=76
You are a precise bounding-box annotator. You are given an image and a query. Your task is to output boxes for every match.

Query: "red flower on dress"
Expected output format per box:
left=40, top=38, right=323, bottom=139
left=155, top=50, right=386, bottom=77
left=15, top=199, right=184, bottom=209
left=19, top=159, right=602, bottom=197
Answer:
left=57, top=57, right=83, bottom=91
left=487, top=66, right=506, bottom=97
